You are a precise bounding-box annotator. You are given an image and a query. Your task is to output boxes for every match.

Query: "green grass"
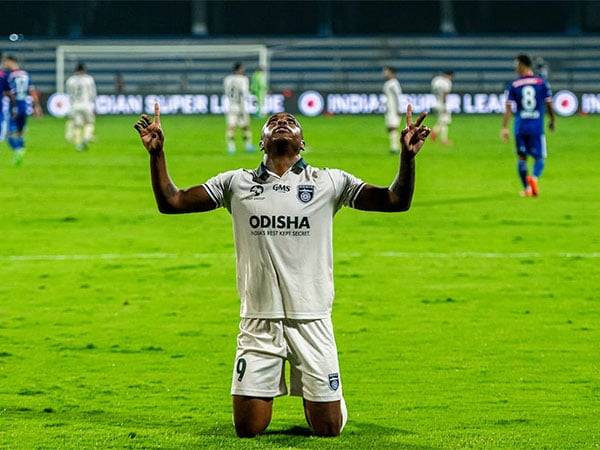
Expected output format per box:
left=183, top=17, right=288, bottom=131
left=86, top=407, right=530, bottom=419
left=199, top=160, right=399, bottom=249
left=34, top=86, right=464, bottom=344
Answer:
left=1, top=113, right=599, bottom=448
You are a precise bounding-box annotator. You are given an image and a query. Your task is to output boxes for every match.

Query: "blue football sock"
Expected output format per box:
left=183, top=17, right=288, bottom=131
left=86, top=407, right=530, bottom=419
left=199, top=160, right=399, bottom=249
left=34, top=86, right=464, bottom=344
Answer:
left=533, top=158, right=545, bottom=178
left=8, top=136, right=21, bottom=151
left=517, top=159, right=528, bottom=188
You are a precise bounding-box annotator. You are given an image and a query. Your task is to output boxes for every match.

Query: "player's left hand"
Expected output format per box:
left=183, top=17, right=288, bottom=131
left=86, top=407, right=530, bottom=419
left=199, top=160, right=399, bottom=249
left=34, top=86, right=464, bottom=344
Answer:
left=400, top=104, right=430, bottom=158
left=500, top=127, right=510, bottom=143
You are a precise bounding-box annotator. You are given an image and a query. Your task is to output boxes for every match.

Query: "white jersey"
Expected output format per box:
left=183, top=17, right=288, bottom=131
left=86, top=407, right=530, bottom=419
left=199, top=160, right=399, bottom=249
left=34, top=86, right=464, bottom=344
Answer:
left=383, top=78, right=402, bottom=115
left=66, top=74, right=96, bottom=109
left=203, top=158, right=365, bottom=320
left=431, top=75, right=452, bottom=110
left=224, top=74, right=249, bottom=113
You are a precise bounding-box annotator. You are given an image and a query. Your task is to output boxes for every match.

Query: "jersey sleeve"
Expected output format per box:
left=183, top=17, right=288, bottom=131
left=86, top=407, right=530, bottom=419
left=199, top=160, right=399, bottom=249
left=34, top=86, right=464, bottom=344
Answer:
left=505, top=83, right=516, bottom=105
left=202, top=170, right=237, bottom=210
left=327, top=169, right=366, bottom=210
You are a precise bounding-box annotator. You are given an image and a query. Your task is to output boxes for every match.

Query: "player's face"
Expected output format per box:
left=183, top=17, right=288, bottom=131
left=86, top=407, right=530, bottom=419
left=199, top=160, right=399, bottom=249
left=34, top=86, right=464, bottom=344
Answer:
left=260, top=113, right=304, bottom=152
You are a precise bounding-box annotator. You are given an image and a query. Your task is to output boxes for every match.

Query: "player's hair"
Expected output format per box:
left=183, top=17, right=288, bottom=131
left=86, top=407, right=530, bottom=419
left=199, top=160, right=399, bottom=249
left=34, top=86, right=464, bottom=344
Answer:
left=383, top=66, right=396, bottom=74
left=516, top=54, right=532, bottom=68
left=443, top=70, right=454, bottom=76
left=3, top=54, right=17, bottom=63
left=233, top=62, right=243, bottom=72
left=75, top=62, right=86, bottom=72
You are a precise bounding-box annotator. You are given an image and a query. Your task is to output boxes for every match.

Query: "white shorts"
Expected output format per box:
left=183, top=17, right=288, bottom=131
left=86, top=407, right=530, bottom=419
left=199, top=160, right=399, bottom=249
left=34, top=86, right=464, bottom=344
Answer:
left=385, top=111, right=401, bottom=129
left=434, top=104, right=452, bottom=125
left=226, top=110, right=250, bottom=128
left=231, top=317, right=342, bottom=402
left=70, top=106, right=95, bottom=127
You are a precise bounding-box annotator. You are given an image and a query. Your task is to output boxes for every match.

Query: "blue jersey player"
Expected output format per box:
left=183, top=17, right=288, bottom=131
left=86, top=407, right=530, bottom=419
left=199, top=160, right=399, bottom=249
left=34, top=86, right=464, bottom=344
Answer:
left=2, top=55, right=42, bottom=165
left=501, top=54, right=555, bottom=197
left=0, top=62, right=8, bottom=143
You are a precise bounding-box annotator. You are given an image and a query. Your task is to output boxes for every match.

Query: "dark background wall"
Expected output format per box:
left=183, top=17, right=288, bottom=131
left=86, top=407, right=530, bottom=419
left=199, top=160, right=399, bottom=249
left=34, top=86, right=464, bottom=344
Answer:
left=1, top=0, right=600, bottom=37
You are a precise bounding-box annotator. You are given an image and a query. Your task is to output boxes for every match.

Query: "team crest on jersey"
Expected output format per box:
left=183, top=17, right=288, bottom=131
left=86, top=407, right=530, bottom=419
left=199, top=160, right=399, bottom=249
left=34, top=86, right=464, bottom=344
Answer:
left=297, top=185, right=315, bottom=203
left=328, top=373, right=339, bottom=391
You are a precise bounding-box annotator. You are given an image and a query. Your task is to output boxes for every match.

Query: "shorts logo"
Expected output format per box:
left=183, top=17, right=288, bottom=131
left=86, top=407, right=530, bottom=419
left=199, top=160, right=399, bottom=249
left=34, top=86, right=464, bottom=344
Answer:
left=328, top=373, right=339, bottom=391
left=250, top=185, right=264, bottom=197
left=297, top=185, right=315, bottom=203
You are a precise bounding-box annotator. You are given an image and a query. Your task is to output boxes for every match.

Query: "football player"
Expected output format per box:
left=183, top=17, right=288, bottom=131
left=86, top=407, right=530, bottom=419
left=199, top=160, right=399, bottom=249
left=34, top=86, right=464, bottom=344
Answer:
left=382, top=66, right=403, bottom=154
left=224, top=62, right=254, bottom=154
left=431, top=70, right=454, bottom=145
left=66, top=62, right=97, bottom=151
left=501, top=54, right=555, bottom=197
left=134, top=103, right=431, bottom=438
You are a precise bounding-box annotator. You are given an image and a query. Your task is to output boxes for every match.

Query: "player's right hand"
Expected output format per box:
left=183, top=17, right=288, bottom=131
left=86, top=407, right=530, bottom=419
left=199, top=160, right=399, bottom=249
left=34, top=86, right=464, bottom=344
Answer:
left=500, top=127, right=510, bottom=143
left=549, top=121, right=556, bottom=132
left=134, top=102, right=164, bottom=154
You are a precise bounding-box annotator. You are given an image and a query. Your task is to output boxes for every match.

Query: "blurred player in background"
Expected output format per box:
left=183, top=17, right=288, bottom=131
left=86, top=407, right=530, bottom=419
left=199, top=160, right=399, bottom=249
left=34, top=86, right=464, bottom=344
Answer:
left=2, top=55, right=42, bottom=166
left=383, top=66, right=402, bottom=154
left=66, top=62, right=97, bottom=151
left=224, top=62, right=254, bottom=154
left=534, top=56, right=549, bottom=79
left=501, top=54, right=555, bottom=197
left=430, top=70, right=454, bottom=145
left=250, top=65, right=267, bottom=118
left=0, top=55, right=8, bottom=143
left=134, top=104, right=431, bottom=438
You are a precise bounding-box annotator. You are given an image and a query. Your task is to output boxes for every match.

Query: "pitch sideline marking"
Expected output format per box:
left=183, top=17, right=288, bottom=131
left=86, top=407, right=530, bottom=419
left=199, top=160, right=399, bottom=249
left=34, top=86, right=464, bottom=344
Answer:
left=3, top=251, right=600, bottom=262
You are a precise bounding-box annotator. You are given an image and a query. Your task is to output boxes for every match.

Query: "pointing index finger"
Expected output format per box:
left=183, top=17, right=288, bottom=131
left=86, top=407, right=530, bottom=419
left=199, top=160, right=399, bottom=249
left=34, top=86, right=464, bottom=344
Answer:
left=406, top=104, right=413, bottom=126
left=154, top=102, right=161, bottom=127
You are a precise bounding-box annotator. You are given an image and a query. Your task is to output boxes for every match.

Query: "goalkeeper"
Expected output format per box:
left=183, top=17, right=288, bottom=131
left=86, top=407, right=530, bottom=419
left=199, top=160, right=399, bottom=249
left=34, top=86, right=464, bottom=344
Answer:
left=250, top=65, right=267, bottom=118
left=135, top=104, right=430, bottom=438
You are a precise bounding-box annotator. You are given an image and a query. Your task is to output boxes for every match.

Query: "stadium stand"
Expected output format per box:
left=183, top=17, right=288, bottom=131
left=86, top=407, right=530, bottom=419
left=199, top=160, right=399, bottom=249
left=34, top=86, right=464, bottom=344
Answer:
left=3, top=36, right=600, bottom=95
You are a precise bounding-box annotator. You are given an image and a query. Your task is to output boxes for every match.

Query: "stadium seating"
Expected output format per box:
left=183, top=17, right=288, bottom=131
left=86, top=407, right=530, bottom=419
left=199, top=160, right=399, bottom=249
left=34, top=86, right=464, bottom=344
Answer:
left=3, top=36, right=600, bottom=94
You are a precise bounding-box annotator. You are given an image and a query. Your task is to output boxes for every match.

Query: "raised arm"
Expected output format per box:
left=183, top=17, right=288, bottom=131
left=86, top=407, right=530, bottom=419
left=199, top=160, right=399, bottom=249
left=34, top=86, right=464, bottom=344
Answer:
left=354, top=105, right=430, bottom=212
left=134, top=103, right=216, bottom=214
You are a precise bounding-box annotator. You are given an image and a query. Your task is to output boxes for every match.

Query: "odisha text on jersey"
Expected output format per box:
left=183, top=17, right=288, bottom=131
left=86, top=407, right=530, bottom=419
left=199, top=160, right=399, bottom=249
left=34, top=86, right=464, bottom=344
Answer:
left=249, top=215, right=310, bottom=229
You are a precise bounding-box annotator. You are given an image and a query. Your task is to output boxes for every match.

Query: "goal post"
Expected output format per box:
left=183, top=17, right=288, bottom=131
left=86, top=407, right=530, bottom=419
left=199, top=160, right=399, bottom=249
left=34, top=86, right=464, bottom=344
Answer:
left=55, top=44, right=270, bottom=94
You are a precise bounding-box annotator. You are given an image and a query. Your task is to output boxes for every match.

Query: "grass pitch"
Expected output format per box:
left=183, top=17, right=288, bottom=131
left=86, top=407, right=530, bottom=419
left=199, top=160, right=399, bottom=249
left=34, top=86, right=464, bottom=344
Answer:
left=0, top=113, right=599, bottom=448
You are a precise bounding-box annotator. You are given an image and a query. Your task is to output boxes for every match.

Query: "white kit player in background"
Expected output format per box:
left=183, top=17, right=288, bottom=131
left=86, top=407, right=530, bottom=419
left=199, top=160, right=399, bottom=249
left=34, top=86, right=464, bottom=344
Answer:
left=224, top=62, right=255, bottom=154
left=135, top=104, right=431, bottom=439
left=431, top=70, right=454, bottom=145
left=383, top=66, right=403, bottom=154
left=66, top=62, right=97, bottom=151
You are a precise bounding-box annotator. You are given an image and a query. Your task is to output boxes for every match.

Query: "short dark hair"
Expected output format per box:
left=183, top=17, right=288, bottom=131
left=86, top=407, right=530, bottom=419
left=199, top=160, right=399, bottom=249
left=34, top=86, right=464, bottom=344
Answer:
left=75, top=62, right=86, bottom=72
left=443, top=70, right=454, bottom=76
left=384, top=66, right=396, bottom=74
left=3, top=54, right=17, bottom=63
left=516, top=54, right=532, bottom=68
left=233, top=62, right=243, bottom=72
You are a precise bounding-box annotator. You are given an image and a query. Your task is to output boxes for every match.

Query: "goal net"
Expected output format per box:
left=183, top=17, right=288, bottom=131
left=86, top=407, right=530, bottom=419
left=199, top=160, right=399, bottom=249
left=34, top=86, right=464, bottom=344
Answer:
left=55, top=44, right=269, bottom=94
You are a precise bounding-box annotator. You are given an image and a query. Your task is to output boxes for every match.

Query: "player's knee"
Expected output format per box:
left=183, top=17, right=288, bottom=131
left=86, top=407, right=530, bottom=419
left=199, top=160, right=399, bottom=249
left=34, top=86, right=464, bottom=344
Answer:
left=311, top=419, right=342, bottom=437
left=234, top=420, right=268, bottom=438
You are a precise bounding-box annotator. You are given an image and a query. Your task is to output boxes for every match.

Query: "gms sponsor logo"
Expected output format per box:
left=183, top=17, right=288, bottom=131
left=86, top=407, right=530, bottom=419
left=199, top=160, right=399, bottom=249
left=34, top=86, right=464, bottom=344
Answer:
left=249, top=215, right=311, bottom=237
left=273, top=184, right=291, bottom=193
